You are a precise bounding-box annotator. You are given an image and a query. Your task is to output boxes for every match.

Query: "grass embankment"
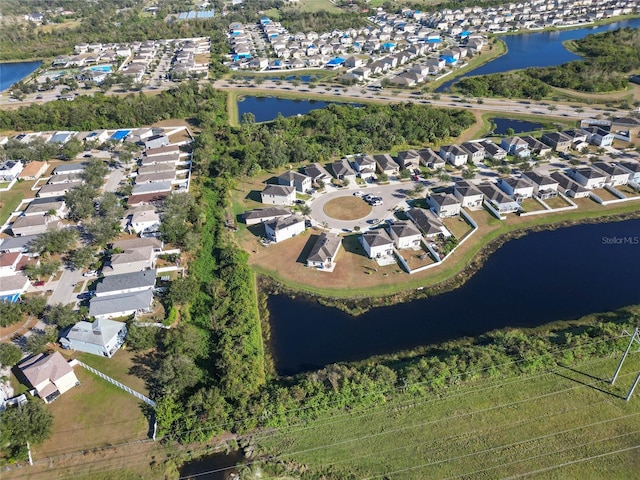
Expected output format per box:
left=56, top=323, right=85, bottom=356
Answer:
left=255, top=352, right=640, bottom=479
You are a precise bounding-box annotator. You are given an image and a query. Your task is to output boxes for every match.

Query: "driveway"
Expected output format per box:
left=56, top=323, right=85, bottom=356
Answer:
left=102, top=168, right=124, bottom=193
left=47, top=268, right=86, bottom=307
left=309, top=181, right=417, bottom=231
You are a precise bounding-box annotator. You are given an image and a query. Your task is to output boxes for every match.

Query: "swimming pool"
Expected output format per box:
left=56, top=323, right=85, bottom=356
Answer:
left=90, top=65, right=112, bottom=72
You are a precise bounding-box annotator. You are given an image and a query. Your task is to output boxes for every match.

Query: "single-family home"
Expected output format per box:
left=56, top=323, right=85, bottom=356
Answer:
left=482, top=141, right=507, bottom=161
left=261, top=184, right=296, bottom=206
left=304, top=163, right=331, bottom=184
left=0, top=161, right=24, bottom=181
left=144, top=145, right=180, bottom=157
left=49, top=131, right=76, bottom=144
left=581, top=126, right=614, bottom=147
left=418, top=148, right=445, bottom=169
left=137, top=164, right=176, bottom=176
left=264, top=215, right=306, bottom=243
left=454, top=180, right=484, bottom=209
left=331, top=158, right=357, bottom=183
left=0, top=251, right=27, bottom=277
left=135, top=170, right=176, bottom=184
left=47, top=173, right=82, bottom=185
left=306, top=233, right=342, bottom=270
left=131, top=181, right=173, bottom=196
left=374, top=154, right=400, bottom=177
left=140, top=152, right=181, bottom=167
left=563, top=129, right=589, bottom=149
left=567, top=167, right=607, bottom=189
left=52, top=163, right=86, bottom=176
left=95, top=269, right=156, bottom=298
left=541, top=131, right=572, bottom=152
left=550, top=171, right=590, bottom=198
left=23, top=198, right=66, bottom=217
left=360, top=229, right=394, bottom=259
left=84, top=129, right=110, bottom=144
left=18, top=161, right=48, bottom=180
left=388, top=221, right=422, bottom=249
left=0, top=234, right=40, bottom=254
left=278, top=171, right=312, bottom=193
left=9, top=215, right=60, bottom=237
left=396, top=150, right=421, bottom=171
left=351, top=154, right=377, bottom=179
left=60, top=319, right=128, bottom=357
left=128, top=208, right=161, bottom=234
left=520, top=136, right=552, bottom=157
left=500, top=137, right=531, bottom=158
left=427, top=193, right=462, bottom=217
left=17, top=352, right=78, bottom=403
left=102, top=243, right=157, bottom=276
left=617, top=161, right=640, bottom=184
left=244, top=207, right=291, bottom=226
left=439, top=144, right=469, bottom=167
left=477, top=183, right=520, bottom=214
left=144, top=135, right=170, bottom=150
left=498, top=177, right=535, bottom=199
left=37, top=180, right=83, bottom=198
left=460, top=142, right=485, bottom=164
left=522, top=171, right=559, bottom=199
left=407, top=207, right=448, bottom=238
left=592, top=162, right=630, bottom=186
left=89, top=289, right=154, bottom=320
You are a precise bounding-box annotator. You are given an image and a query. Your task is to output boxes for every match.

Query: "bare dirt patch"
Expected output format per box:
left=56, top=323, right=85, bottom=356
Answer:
left=323, top=197, right=372, bottom=220
left=544, top=195, right=572, bottom=209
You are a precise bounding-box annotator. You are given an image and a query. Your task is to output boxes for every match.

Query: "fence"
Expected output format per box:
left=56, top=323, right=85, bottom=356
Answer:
left=76, top=361, right=156, bottom=407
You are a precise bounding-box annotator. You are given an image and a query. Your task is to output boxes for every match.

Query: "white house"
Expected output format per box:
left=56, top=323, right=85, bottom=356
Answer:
left=407, top=208, right=448, bottom=238
left=360, top=229, right=394, bottom=259
left=567, top=167, right=607, bottom=189
left=460, top=142, right=485, bottom=164
left=500, top=137, right=531, bottom=158
left=498, top=177, right=535, bottom=199
left=0, top=161, right=24, bottom=181
left=374, top=154, right=400, bottom=176
left=102, top=246, right=156, bottom=276
left=61, top=319, right=128, bottom=357
left=454, top=181, right=484, bottom=209
left=10, top=215, right=60, bottom=237
left=550, top=172, right=590, bottom=198
left=144, top=135, right=170, bottom=150
left=261, top=185, right=296, bottom=206
left=388, top=221, right=422, bottom=249
left=581, top=126, right=614, bottom=147
left=478, top=183, right=520, bottom=214
left=418, top=148, right=445, bottom=169
left=17, top=352, right=79, bottom=403
left=522, top=171, right=559, bottom=199
left=0, top=252, right=25, bottom=277
left=427, top=193, right=462, bottom=217
left=244, top=207, right=291, bottom=226
left=618, top=161, right=640, bottom=184
left=592, top=162, right=630, bottom=187
left=439, top=144, right=468, bottom=167
left=0, top=274, right=30, bottom=299
left=264, top=215, right=305, bottom=243
left=129, top=208, right=161, bottom=235
left=351, top=154, right=377, bottom=179
left=278, top=171, right=312, bottom=193
left=306, top=233, right=342, bottom=270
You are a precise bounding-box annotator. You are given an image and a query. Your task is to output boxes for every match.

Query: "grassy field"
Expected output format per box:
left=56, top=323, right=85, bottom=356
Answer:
left=323, top=196, right=371, bottom=220
left=254, top=352, right=640, bottom=479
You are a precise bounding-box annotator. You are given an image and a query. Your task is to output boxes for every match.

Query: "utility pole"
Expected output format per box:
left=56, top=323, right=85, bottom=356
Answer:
left=610, top=328, right=640, bottom=401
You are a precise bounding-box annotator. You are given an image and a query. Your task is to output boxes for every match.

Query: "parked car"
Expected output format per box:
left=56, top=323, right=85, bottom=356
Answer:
left=33, top=281, right=45, bottom=287
left=353, top=191, right=364, bottom=197
left=83, top=270, right=98, bottom=277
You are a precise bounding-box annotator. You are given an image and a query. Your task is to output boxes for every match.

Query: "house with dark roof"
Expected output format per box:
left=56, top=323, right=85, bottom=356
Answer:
left=306, top=233, right=342, bottom=270
left=567, top=167, right=607, bottom=189
left=304, top=163, right=331, bottom=184
left=95, top=269, right=156, bottom=297
left=439, top=144, right=468, bottom=167
left=550, top=171, right=590, bottom=198
left=360, top=229, right=394, bottom=259
left=522, top=171, right=559, bottom=199
left=477, top=183, right=520, bottom=214
left=60, top=319, right=127, bottom=357
left=278, top=170, right=312, bottom=193
left=454, top=181, right=484, bottom=209
left=374, top=154, right=400, bottom=176
left=396, top=150, right=421, bottom=171
left=17, top=352, right=78, bottom=403
left=350, top=154, right=377, bottom=179
left=482, top=140, right=507, bottom=161
left=498, top=177, right=534, bottom=199
left=592, top=162, right=630, bottom=186
left=244, top=207, right=291, bottom=226
left=417, top=148, right=445, bottom=169
left=500, top=137, right=531, bottom=158
left=581, top=126, right=614, bottom=146
left=331, top=158, right=357, bottom=183
left=563, top=129, right=588, bottom=147
left=427, top=193, right=461, bottom=217
left=460, top=142, right=485, bottom=164
left=520, top=136, right=552, bottom=157
left=89, top=290, right=154, bottom=320
left=264, top=215, right=305, bottom=243
left=406, top=207, right=447, bottom=238
left=541, top=131, right=572, bottom=152
left=617, top=161, right=640, bottom=184
left=388, top=221, right=422, bottom=249
left=261, top=184, right=296, bottom=205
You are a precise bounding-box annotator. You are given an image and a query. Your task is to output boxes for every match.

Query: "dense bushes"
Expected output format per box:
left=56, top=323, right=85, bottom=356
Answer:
left=454, top=72, right=552, bottom=99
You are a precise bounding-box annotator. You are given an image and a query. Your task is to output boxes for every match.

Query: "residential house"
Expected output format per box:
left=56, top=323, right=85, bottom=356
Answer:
left=88, top=290, right=150, bottom=320
left=396, top=150, right=421, bottom=171
left=427, top=193, right=462, bottom=217
left=46, top=173, right=81, bottom=185
left=418, top=148, right=445, bottom=169
left=581, top=126, right=614, bottom=147
left=482, top=141, right=507, bottom=161
left=0, top=252, right=28, bottom=277
left=278, top=170, right=312, bottom=193
left=454, top=180, right=484, bottom=209
left=140, top=153, right=181, bottom=167
left=460, top=142, right=485, bottom=164
left=52, top=163, right=86, bottom=176
left=550, top=171, right=590, bottom=198
left=563, top=129, right=589, bottom=149
left=137, top=164, right=176, bottom=176
left=18, top=161, right=48, bottom=180
left=0, top=161, right=24, bottom=181
left=498, top=177, right=535, bottom=199
left=592, top=162, right=630, bottom=186
left=331, top=158, right=357, bottom=183
left=388, top=221, right=422, bottom=249
left=306, top=233, right=342, bottom=270
left=128, top=207, right=161, bottom=234
left=374, top=154, right=400, bottom=177
left=144, top=145, right=180, bottom=157
left=351, top=154, right=377, bottom=179
left=360, top=229, right=394, bottom=259
left=522, top=171, right=559, bottom=199
left=439, top=144, right=469, bottom=167
left=244, top=207, right=291, bottom=226
left=261, top=184, right=296, bottom=206
left=0, top=235, right=40, bottom=255
left=500, top=137, right=531, bottom=158
left=23, top=198, right=66, bottom=217
left=95, top=269, right=156, bottom=297
left=477, top=183, right=520, bottom=214
left=17, top=352, right=78, bottom=403
left=135, top=171, right=176, bottom=185
left=60, top=319, right=128, bottom=357
left=144, top=135, right=170, bottom=150
left=407, top=207, right=448, bottom=238
left=9, top=215, right=60, bottom=236
left=567, top=167, right=607, bottom=189
left=618, top=161, right=640, bottom=184
left=0, top=273, right=30, bottom=299
left=37, top=180, right=83, bottom=198
left=304, top=163, right=331, bottom=184
left=541, top=131, right=572, bottom=152
left=264, top=215, right=306, bottom=243
left=521, top=136, right=552, bottom=157
left=102, top=245, right=157, bottom=276
left=131, top=181, right=172, bottom=196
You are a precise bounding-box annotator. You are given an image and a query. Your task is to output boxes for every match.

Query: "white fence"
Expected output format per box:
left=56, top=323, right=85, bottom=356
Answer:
left=76, top=361, right=156, bottom=407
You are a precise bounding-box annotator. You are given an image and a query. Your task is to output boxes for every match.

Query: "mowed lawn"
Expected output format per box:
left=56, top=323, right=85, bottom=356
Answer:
left=255, top=354, right=640, bottom=479
left=34, top=367, right=149, bottom=459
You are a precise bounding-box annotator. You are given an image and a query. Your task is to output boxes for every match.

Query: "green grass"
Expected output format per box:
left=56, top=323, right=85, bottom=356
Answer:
left=286, top=0, right=341, bottom=13
left=255, top=353, right=640, bottom=479
left=0, top=179, right=38, bottom=224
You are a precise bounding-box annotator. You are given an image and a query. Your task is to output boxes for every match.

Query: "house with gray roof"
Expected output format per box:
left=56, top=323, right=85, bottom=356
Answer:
left=541, top=131, right=572, bottom=152
left=388, top=221, right=422, bottom=249
left=396, top=150, right=421, bottom=171
left=60, top=319, right=128, bottom=357
left=581, top=126, right=614, bottom=147
left=439, top=144, right=469, bottom=167
left=522, top=171, right=559, bottom=199
left=23, top=198, right=66, bottom=217
left=261, top=184, right=296, bottom=205
left=140, top=152, right=181, bottom=167
left=306, top=232, right=342, bottom=271
left=407, top=207, right=448, bottom=238
left=37, top=180, right=83, bottom=198
left=278, top=170, right=312, bottom=193
left=17, top=352, right=78, bottom=403
left=0, top=234, right=40, bottom=254
left=360, top=229, right=394, bottom=259
left=501, top=137, right=531, bottom=158
left=567, top=167, right=607, bottom=189
left=10, top=215, right=60, bottom=237
left=427, top=192, right=461, bottom=217
left=592, top=162, right=630, bottom=186
left=88, top=290, right=154, bottom=320
left=482, top=140, right=507, bottom=161
left=350, top=154, right=377, bottom=179
left=244, top=207, right=291, bottom=226
left=264, top=215, right=305, bottom=243
left=95, top=269, right=156, bottom=297
left=131, top=181, right=173, bottom=195
left=498, top=177, right=534, bottom=199
left=102, top=245, right=156, bottom=276
left=331, top=158, right=357, bottom=183
left=52, top=162, right=87, bottom=175
left=478, top=183, right=520, bottom=214
left=520, top=136, right=552, bottom=157
left=460, top=142, right=485, bottom=164
left=374, top=154, right=400, bottom=176
left=304, top=163, right=331, bottom=184
left=550, top=171, right=590, bottom=198
left=617, top=161, right=640, bottom=184
left=418, top=148, right=445, bottom=169
left=135, top=170, right=176, bottom=185
left=453, top=180, right=484, bottom=209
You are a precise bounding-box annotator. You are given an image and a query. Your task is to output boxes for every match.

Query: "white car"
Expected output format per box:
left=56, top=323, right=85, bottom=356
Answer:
left=83, top=270, right=98, bottom=277
left=353, top=191, right=364, bottom=197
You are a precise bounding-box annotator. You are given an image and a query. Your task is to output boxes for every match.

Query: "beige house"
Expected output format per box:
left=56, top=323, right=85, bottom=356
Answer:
left=18, top=352, right=79, bottom=403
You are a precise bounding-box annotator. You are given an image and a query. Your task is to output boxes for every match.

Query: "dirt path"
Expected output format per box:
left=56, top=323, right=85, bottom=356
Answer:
left=0, top=315, right=37, bottom=342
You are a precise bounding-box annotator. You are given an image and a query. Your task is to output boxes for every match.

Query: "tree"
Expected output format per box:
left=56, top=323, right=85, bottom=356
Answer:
left=298, top=204, right=311, bottom=216
left=61, top=138, right=83, bottom=160
left=21, top=296, right=47, bottom=317
left=0, top=343, right=23, bottom=367
left=25, top=332, right=51, bottom=354
left=82, top=160, right=109, bottom=189
left=65, top=184, right=98, bottom=221
left=410, top=183, right=425, bottom=197
left=28, top=228, right=78, bottom=255
left=69, top=246, right=95, bottom=270
left=399, top=169, right=411, bottom=179
left=0, top=302, right=23, bottom=327
left=45, top=304, right=81, bottom=329
left=462, top=169, right=475, bottom=180
left=0, top=400, right=54, bottom=448
left=506, top=127, right=515, bottom=136
left=437, top=170, right=451, bottom=183
left=168, top=277, right=197, bottom=306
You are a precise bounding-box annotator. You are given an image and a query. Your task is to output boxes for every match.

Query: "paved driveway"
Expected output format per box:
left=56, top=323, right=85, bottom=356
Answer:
left=47, top=268, right=86, bottom=307
left=103, top=168, right=125, bottom=193
left=309, top=182, right=417, bottom=231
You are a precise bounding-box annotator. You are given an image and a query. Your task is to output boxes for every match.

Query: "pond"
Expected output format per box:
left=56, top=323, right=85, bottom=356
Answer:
left=269, top=218, right=640, bottom=375
left=490, top=117, right=545, bottom=135
left=179, top=450, right=245, bottom=480
left=238, top=96, right=352, bottom=123
left=0, top=60, right=43, bottom=92
left=436, top=17, right=640, bottom=92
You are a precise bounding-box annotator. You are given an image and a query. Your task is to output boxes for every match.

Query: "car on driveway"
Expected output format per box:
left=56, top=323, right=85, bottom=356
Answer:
left=83, top=270, right=98, bottom=277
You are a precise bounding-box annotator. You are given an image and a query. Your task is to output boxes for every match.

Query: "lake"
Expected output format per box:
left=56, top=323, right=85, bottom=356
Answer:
left=437, top=17, right=640, bottom=92
left=491, top=117, right=544, bottom=135
left=269, top=218, right=640, bottom=375
left=238, top=96, right=336, bottom=122
left=0, top=61, right=42, bottom=92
